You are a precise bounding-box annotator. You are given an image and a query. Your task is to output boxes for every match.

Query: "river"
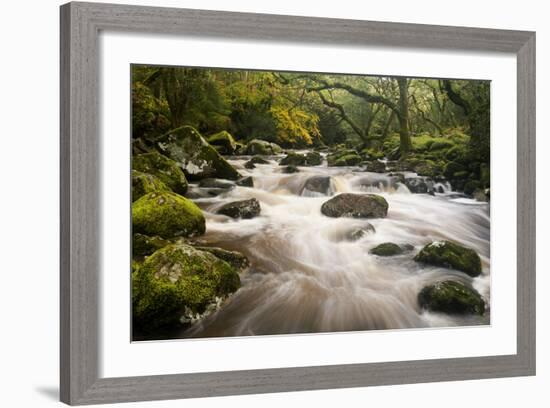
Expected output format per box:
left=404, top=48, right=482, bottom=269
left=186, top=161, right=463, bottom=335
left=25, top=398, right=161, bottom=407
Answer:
left=172, top=152, right=490, bottom=339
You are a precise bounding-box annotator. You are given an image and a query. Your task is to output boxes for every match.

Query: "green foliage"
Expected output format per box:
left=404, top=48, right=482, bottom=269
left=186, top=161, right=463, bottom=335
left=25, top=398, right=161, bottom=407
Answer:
left=131, top=65, right=490, bottom=188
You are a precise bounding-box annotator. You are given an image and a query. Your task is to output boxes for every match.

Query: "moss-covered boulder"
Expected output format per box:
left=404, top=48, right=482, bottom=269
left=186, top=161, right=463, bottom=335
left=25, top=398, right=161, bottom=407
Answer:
left=370, top=242, right=413, bottom=256
left=195, top=246, right=250, bottom=271
left=207, top=131, right=237, bottom=155
left=245, top=155, right=270, bottom=169
left=132, top=243, right=241, bottom=330
left=364, top=160, right=386, bottom=173
left=157, top=126, right=240, bottom=181
left=418, top=280, right=485, bottom=315
left=245, top=139, right=282, bottom=155
left=463, top=180, right=481, bottom=196
left=414, top=241, right=482, bottom=277
left=403, top=177, right=429, bottom=194
left=321, top=193, right=388, bottom=219
left=302, top=176, right=332, bottom=196
left=327, top=149, right=362, bottom=167
left=132, top=151, right=188, bottom=194
left=305, top=151, right=323, bottom=166
left=132, top=192, right=205, bottom=238
left=236, top=176, right=254, bottom=187
left=217, top=198, right=261, bottom=219
left=280, top=152, right=307, bottom=166
left=282, top=165, right=299, bottom=174
left=198, top=178, right=236, bottom=190
left=133, top=233, right=171, bottom=257
left=132, top=170, right=169, bottom=201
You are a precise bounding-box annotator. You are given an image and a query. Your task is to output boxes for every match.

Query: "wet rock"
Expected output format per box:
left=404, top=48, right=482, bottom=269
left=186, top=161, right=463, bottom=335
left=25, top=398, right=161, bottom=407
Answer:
left=280, top=152, right=307, bottom=166
left=217, top=198, right=261, bottom=219
left=236, top=176, right=254, bottom=187
left=305, top=151, right=323, bottom=166
left=473, top=188, right=490, bottom=202
left=327, top=149, right=362, bottom=166
left=244, top=155, right=270, bottom=169
left=157, top=126, right=240, bottom=181
left=303, top=176, right=332, bottom=195
left=369, top=242, right=413, bottom=256
left=132, top=233, right=171, bottom=257
left=365, top=160, right=386, bottom=173
left=437, top=185, right=445, bottom=194
left=345, top=225, right=375, bottom=241
left=321, top=193, right=388, bottom=219
left=418, top=280, right=485, bottom=315
left=132, top=151, right=188, bottom=194
left=414, top=240, right=482, bottom=277
left=282, top=165, right=299, bottom=174
left=132, top=170, right=169, bottom=201
left=132, top=243, right=241, bottom=330
left=195, top=246, right=250, bottom=271
left=132, top=192, right=205, bottom=238
left=403, top=177, right=429, bottom=194
left=206, top=130, right=237, bottom=155
left=198, top=178, right=236, bottom=190
left=245, top=139, right=282, bottom=155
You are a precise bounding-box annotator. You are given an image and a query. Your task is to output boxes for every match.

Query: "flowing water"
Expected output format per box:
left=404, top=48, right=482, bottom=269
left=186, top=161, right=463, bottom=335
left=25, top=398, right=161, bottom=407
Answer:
left=174, top=152, right=490, bottom=339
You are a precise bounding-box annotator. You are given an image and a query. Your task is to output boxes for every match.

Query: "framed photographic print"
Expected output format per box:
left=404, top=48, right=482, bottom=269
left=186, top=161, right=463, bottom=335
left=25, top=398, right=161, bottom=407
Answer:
left=60, top=1, right=536, bottom=405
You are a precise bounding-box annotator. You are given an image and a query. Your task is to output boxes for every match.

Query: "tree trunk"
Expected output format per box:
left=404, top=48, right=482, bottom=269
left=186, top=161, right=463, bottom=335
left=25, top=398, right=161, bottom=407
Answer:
left=397, top=78, right=412, bottom=155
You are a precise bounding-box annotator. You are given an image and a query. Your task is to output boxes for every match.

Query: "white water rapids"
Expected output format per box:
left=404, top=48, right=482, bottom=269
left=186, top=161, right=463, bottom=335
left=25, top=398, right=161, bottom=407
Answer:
left=176, top=153, right=490, bottom=338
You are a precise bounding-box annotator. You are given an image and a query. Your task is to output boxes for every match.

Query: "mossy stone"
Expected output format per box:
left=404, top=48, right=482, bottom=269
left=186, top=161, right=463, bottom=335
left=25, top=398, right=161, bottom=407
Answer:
left=245, top=139, right=282, bottom=155
left=133, top=233, right=171, bottom=257
left=370, top=242, right=404, bottom=256
left=207, top=130, right=237, bottom=155
left=132, top=151, right=188, bottom=194
left=132, top=191, right=205, bottom=238
left=305, top=151, right=322, bottom=165
left=195, top=246, right=250, bottom=271
left=282, top=165, right=299, bottom=174
left=280, top=152, right=307, bottom=166
left=132, top=243, right=241, bottom=330
left=157, top=126, right=240, bottom=181
left=418, top=280, right=485, bottom=315
left=131, top=170, right=169, bottom=201
left=321, top=193, right=388, bottom=219
left=414, top=240, right=482, bottom=277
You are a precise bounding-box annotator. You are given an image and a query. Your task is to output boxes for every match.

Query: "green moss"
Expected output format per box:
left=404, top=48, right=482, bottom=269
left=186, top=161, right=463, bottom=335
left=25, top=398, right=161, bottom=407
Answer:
left=245, top=139, right=282, bottom=155
left=280, top=152, right=306, bottom=166
left=132, top=151, right=188, bottom=194
left=132, top=243, right=241, bottom=330
left=133, top=233, right=171, bottom=257
left=370, top=242, right=403, bottom=256
left=414, top=241, right=482, bottom=277
left=327, top=149, right=362, bottom=166
left=207, top=130, right=237, bottom=154
left=158, top=126, right=240, bottom=181
left=132, top=170, right=169, bottom=201
left=463, top=180, right=481, bottom=196
left=418, top=280, right=485, bottom=315
left=132, top=191, right=205, bottom=238
left=305, top=151, right=322, bottom=165
left=195, top=246, right=250, bottom=271
left=361, top=148, right=385, bottom=160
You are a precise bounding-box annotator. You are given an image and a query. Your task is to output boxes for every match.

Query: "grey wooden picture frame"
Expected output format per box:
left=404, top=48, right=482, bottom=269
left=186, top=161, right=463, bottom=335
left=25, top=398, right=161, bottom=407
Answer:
left=60, top=1, right=536, bottom=405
